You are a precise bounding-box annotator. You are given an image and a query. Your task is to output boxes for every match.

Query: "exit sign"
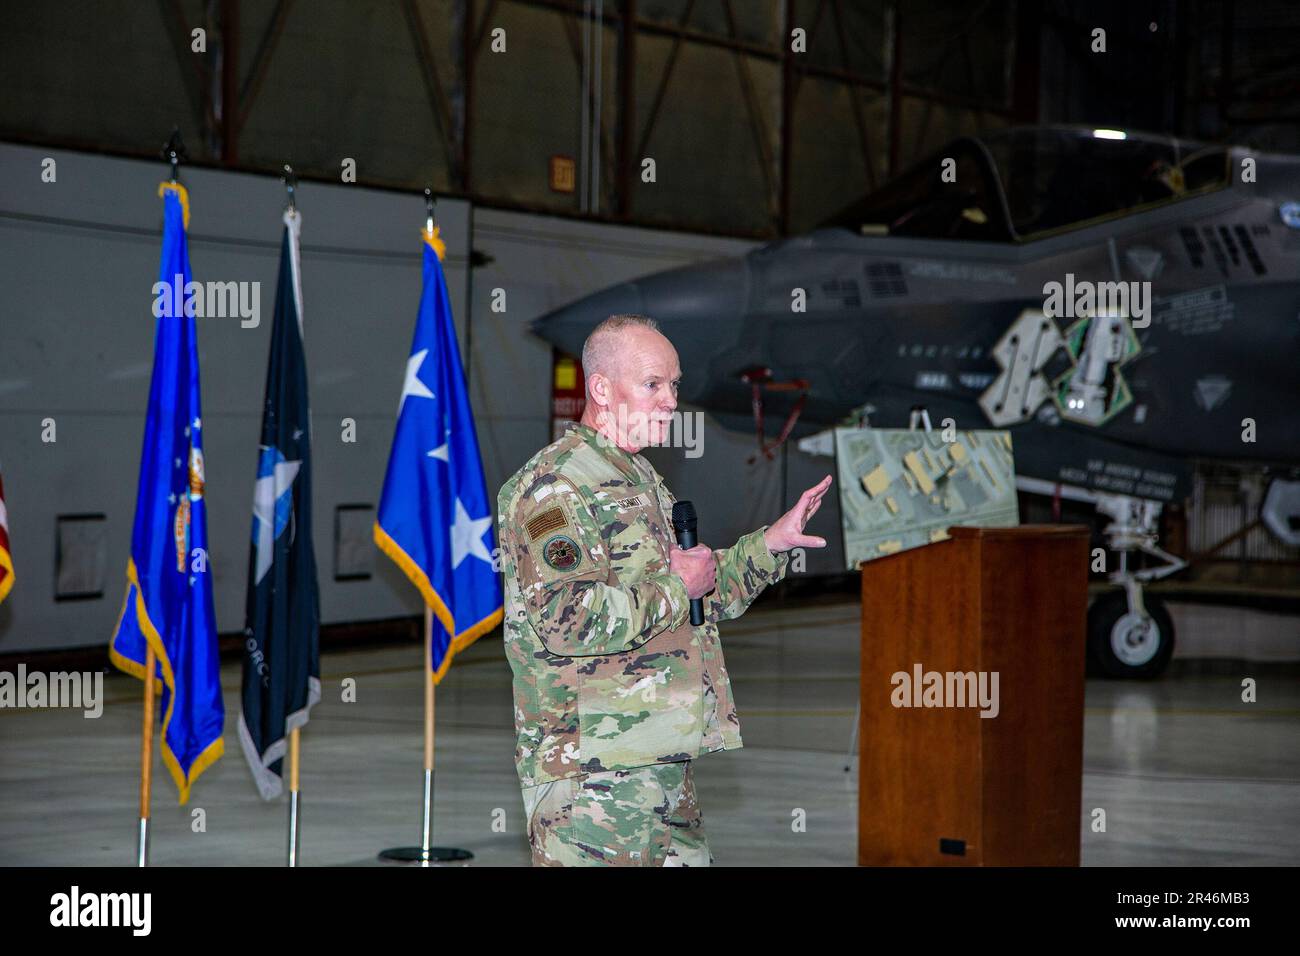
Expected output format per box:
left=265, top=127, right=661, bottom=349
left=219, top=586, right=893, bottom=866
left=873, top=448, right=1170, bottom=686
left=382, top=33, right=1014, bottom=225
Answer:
left=549, top=155, right=576, bottom=193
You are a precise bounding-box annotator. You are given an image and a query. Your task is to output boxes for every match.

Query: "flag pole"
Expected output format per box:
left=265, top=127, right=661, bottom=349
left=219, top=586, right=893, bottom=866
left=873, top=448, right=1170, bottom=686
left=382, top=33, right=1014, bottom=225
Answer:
left=376, top=604, right=472, bottom=864
left=281, top=167, right=302, bottom=869
left=136, top=644, right=155, bottom=867
left=133, top=131, right=180, bottom=870
left=422, top=604, right=435, bottom=858
left=287, top=727, right=301, bottom=866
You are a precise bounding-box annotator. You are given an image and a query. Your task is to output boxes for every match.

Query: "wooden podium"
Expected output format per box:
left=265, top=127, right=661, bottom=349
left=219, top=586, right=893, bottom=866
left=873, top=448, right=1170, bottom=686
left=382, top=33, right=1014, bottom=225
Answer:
left=857, top=525, right=1089, bottom=866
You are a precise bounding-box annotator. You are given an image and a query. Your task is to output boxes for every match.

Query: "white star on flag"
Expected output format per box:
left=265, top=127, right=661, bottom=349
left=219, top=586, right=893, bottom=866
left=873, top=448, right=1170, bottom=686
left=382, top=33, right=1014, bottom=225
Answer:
left=449, top=498, right=493, bottom=569
left=428, top=426, right=451, bottom=462
left=398, top=349, right=435, bottom=416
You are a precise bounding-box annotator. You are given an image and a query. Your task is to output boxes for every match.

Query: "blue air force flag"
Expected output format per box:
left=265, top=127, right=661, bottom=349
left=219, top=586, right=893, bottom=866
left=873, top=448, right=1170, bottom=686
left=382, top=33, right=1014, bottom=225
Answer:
left=375, top=228, right=503, bottom=681
left=238, top=209, right=321, bottom=800
left=110, top=182, right=224, bottom=804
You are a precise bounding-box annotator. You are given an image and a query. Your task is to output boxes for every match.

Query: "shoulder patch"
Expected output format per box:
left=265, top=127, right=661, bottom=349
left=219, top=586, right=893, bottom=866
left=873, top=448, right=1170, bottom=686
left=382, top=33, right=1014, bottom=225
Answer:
left=526, top=505, right=569, bottom=541
left=541, top=534, right=582, bottom=572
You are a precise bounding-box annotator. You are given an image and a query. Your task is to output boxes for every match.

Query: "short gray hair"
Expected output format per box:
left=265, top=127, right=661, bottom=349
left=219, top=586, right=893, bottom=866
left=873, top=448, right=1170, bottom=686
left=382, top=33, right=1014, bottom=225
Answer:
left=581, top=314, right=660, bottom=380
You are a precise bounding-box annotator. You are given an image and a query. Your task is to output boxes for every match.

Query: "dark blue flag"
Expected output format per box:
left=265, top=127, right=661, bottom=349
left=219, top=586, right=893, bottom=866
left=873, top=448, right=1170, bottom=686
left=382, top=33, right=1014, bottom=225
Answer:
left=375, top=228, right=503, bottom=681
left=238, top=210, right=321, bottom=800
left=110, top=182, right=224, bottom=804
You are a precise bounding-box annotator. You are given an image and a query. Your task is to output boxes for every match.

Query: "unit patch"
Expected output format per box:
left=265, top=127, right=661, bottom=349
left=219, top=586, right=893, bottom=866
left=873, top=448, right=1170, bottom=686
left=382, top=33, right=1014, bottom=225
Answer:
left=542, top=534, right=582, bottom=572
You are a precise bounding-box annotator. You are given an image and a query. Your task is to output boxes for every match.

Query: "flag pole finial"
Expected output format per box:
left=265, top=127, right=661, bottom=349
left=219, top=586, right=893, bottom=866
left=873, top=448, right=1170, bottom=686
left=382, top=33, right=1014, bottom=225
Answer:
left=161, top=127, right=188, bottom=183
left=282, top=164, right=298, bottom=212
left=424, top=186, right=435, bottom=235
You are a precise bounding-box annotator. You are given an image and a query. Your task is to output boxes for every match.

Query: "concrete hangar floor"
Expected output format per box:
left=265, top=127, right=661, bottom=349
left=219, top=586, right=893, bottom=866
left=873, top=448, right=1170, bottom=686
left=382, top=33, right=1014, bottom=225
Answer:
left=1, top=595, right=1296, bottom=866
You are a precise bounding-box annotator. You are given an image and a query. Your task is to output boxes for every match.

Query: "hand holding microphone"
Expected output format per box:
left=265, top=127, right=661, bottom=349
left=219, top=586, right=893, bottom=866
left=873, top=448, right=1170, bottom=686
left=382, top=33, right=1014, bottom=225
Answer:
left=670, top=500, right=711, bottom=625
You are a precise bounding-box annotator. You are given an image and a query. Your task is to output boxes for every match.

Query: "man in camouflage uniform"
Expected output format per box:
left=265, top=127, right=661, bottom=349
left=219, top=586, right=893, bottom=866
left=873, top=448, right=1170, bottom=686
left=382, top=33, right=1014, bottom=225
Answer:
left=498, top=314, right=832, bottom=866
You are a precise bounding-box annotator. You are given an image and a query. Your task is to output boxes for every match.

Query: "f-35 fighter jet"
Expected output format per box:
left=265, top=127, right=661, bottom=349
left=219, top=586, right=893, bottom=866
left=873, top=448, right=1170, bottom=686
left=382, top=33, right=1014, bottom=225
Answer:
left=533, top=126, right=1300, bottom=677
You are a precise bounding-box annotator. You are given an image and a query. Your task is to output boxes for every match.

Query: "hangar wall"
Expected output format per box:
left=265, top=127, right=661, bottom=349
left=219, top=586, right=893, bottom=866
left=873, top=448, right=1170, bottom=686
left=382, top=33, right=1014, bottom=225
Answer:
left=0, top=142, right=840, bottom=656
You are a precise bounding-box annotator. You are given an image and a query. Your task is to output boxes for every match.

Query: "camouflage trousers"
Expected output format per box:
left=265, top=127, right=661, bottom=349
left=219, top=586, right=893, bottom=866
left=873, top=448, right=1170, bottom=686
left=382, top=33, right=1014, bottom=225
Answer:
left=521, top=761, right=712, bottom=867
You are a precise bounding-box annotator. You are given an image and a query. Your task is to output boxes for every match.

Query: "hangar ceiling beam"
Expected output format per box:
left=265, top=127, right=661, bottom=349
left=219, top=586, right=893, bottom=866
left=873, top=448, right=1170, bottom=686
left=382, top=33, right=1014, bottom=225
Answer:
left=887, top=0, right=902, bottom=176
left=792, top=60, right=1015, bottom=117
left=721, top=0, right=778, bottom=229
left=635, top=17, right=775, bottom=59
left=617, top=0, right=635, bottom=218
left=635, top=0, right=696, bottom=164
left=780, top=0, right=795, bottom=232
left=402, top=0, right=459, bottom=183
left=464, top=0, right=510, bottom=194
left=514, top=0, right=623, bottom=20
left=220, top=0, right=238, bottom=164
left=832, top=0, right=878, bottom=188
left=473, top=0, right=503, bottom=53
left=1218, top=0, right=1234, bottom=128
left=157, top=0, right=215, bottom=151
left=460, top=0, right=477, bottom=193
left=237, top=0, right=293, bottom=144
left=1011, top=0, right=1041, bottom=124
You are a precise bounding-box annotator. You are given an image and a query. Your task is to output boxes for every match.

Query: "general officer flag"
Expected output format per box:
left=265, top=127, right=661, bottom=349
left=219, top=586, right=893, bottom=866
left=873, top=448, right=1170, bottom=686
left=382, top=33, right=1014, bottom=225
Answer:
left=109, top=182, right=224, bottom=804
left=238, top=209, right=321, bottom=800
left=374, top=227, right=503, bottom=682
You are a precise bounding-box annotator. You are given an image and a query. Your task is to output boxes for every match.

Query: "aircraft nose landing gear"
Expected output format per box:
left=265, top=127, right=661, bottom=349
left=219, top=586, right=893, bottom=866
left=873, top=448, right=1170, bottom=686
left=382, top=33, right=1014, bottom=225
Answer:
left=1087, top=494, right=1184, bottom=678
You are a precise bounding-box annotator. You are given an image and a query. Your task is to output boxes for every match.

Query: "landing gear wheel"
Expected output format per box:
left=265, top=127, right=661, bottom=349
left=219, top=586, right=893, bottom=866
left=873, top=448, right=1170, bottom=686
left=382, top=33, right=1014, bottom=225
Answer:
left=1087, top=591, right=1175, bottom=678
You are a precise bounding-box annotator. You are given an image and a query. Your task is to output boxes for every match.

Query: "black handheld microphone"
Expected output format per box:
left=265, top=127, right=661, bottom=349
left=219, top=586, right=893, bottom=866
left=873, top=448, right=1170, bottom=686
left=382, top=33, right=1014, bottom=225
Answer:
left=671, top=500, right=705, bottom=626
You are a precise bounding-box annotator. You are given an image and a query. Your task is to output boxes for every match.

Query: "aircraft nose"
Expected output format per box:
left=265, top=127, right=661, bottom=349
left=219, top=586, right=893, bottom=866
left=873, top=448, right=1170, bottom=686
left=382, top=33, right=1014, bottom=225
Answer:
left=530, top=281, right=646, bottom=357
left=530, top=257, right=748, bottom=356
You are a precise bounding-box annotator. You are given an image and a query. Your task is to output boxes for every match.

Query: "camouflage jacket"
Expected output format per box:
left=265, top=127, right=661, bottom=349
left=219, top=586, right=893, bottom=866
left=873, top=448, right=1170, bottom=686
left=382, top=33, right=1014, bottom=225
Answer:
left=498, top=421, right=790, bottom=787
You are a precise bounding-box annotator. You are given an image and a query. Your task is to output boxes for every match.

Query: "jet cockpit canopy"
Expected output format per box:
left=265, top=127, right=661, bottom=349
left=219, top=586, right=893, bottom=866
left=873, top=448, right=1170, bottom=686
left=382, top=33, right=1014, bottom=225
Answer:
left=822, top=126, right=1230, bottom=243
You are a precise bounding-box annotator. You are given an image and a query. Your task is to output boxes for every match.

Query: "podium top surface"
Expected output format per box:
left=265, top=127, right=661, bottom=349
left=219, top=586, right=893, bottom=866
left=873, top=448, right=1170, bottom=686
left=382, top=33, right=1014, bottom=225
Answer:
left=941, top=522, right=1092, bottom=538
left=947, top=524, right=1089, bottom=539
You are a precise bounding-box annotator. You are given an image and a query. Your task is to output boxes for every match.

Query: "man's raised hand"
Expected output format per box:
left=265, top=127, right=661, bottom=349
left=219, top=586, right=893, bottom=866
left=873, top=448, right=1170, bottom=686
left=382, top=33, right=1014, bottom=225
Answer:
left=763, top=475, right=833, bottom=554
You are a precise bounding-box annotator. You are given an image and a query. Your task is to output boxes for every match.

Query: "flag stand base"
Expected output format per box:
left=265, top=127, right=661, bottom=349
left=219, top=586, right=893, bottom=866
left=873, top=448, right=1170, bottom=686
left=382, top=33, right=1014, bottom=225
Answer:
left=378, top=846, right=473, bottom=865
left=378, top=769, right=473, bottom=864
